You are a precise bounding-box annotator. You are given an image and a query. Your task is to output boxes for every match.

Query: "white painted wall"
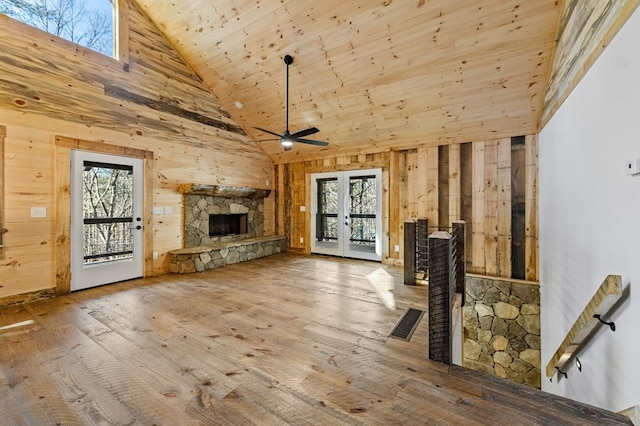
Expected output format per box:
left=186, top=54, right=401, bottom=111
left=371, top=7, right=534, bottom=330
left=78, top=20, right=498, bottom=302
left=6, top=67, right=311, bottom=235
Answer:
left=539, top=7, right=640, bottom=412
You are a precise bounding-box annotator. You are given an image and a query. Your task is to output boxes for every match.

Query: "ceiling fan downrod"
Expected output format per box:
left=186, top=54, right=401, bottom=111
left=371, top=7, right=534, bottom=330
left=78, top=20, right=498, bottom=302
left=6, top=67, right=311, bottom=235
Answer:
left=282, top=55, right=294, bottom=150
left=252, top=54, right=328, bottom=151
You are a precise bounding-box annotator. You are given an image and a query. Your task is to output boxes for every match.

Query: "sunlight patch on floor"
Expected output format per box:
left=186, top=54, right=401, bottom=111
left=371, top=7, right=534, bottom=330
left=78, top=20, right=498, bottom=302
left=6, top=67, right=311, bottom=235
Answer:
left=0, top=319, right=37, bottom=337
left=366, top=268, right=396, bottom=310
left=0, top=319, right=34, bottom=331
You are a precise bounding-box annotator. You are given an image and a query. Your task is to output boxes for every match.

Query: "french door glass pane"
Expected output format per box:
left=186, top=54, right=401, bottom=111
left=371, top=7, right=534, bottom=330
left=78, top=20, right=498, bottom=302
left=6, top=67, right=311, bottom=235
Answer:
left=317, top=178, right=339, bottom=242
left=82, top=161, right=134, bottom=264
left=349, top=175, right=376, bottom=248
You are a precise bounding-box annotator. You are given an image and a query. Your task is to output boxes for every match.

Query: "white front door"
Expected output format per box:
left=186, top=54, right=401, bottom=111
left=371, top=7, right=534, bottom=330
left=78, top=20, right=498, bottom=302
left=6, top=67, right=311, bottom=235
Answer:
left=311, top=169, right=382, bottom=261
left=70, top=150, right=144, bottom=291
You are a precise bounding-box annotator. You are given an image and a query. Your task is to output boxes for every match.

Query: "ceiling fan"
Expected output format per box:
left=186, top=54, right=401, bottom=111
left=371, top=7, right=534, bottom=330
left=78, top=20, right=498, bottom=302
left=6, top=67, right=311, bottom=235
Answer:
left=253, top=55, right=328, bottom=151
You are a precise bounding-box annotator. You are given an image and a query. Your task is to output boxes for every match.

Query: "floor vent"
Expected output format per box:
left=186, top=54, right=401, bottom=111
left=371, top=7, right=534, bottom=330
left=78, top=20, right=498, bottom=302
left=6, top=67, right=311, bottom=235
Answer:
left=389, top=308, right=424, bottom=341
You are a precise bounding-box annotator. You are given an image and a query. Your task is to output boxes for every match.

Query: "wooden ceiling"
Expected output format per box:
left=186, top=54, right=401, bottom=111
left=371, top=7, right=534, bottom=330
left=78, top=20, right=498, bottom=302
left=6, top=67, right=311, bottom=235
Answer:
left=132, top=0, right=561, bottom=161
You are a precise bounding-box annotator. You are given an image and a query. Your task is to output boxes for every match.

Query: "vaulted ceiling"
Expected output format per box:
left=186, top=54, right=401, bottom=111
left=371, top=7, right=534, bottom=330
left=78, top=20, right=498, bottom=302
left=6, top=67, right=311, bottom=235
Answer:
left=133, top=0, right=561, bottom=161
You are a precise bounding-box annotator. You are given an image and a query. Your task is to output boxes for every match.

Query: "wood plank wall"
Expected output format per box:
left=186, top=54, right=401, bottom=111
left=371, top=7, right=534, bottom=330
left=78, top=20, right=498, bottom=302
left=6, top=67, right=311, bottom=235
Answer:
left=275, top=136, right=538, bottom=281
left=0, top=1, right=273, bottom=300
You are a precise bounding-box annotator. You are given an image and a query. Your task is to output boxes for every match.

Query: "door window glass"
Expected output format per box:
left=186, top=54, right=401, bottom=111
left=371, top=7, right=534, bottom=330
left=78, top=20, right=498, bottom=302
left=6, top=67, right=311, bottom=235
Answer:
left=349, top=175, right=377, bottom=248
left=82, top=161, right=134, bottom=264
left=316, top=178, right=339, bottom=242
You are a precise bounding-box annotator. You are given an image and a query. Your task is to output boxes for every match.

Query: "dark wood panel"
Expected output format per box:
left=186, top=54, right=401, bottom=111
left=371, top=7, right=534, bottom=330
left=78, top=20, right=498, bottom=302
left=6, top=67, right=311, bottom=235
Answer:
left=438, top=145, right=450, bottom=228
left=511, top=136, right=526, bottom=279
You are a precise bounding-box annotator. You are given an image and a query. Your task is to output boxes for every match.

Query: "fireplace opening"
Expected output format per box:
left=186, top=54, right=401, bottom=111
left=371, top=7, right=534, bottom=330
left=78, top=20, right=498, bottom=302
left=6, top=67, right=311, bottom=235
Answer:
left=209, top=213, right=248, bottom=237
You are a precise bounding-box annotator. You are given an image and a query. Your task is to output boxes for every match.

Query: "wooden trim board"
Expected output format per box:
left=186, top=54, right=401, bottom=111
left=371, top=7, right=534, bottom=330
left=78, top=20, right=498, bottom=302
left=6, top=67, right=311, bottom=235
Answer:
left=0, top=126, right=4, bottom=258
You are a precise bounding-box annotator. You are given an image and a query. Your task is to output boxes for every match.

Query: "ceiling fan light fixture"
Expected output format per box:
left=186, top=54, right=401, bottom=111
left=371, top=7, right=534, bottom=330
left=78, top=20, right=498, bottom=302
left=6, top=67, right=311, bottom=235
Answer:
left=281, top=139, right=294, bottom=150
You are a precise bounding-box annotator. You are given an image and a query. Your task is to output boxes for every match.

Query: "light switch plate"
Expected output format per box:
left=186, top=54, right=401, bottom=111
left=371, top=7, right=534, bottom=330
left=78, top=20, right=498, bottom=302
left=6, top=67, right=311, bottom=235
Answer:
left=30, top=207, right=46, bottom=218
left=300, top=205, right=306, bottom=212
left=164, top=206, right=173, bottom=214
left=153, top=207, right=163, bottom=215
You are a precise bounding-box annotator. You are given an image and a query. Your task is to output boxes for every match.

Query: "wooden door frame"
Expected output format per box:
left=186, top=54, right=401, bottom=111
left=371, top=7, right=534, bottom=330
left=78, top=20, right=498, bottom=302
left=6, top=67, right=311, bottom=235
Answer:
left=0, top=126, right=4, bottom=260
left=55, top=136, right=153, bottom=295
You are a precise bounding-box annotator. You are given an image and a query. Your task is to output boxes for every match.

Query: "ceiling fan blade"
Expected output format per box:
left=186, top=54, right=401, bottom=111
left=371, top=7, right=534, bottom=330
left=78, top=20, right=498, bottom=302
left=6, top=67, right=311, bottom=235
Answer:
left=253, top=127, right=282, bottom=138
left=295, top=138, right=329, bottom=147
left=290, top=127, right=319, bottom=139
left=254, top=138, right=281, bottom=142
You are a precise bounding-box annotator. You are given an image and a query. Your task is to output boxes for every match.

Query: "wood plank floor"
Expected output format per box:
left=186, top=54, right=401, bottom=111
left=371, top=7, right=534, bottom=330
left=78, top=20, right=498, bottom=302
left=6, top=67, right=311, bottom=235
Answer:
left=0, top=253, right=630, bottom=425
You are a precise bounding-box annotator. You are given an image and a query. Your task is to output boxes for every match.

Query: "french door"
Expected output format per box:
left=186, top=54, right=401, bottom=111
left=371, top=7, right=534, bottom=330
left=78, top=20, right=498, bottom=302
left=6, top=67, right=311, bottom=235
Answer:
left=311, top=169, right=382, bottom=261
left=70, top=150, right=144, bottom=291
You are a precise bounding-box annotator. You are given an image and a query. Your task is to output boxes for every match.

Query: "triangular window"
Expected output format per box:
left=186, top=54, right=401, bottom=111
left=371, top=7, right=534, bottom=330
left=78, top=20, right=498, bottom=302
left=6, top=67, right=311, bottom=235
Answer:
left=0, top=0, right=115, bottom=58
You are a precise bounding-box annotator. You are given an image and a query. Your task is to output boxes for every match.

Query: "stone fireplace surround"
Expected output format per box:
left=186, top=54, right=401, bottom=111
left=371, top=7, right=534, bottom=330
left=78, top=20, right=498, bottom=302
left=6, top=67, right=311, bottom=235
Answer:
left=183, top=188, right=266, bottom=248
left=168, top=184, right=287, bottom=273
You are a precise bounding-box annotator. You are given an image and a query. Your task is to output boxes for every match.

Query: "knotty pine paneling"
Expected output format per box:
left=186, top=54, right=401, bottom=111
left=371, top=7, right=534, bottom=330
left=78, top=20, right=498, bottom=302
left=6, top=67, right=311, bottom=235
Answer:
left=276, top=137, right=538, bottom=281
left=0, top=0, right=273, bottom=300
left=135, top=0, right=561, bottom=159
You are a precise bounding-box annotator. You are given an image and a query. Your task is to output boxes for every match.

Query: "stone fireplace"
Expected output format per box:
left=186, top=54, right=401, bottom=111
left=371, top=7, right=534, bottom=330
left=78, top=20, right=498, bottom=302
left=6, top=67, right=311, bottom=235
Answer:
left=168, top=184, right=287, bottom=274
left=181, top=184, right=270, bottom=247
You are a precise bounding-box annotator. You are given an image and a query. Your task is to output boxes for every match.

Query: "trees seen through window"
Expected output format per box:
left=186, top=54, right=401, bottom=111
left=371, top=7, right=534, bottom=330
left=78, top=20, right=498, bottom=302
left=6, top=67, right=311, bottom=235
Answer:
left=0, top=0, right=115, bottom=57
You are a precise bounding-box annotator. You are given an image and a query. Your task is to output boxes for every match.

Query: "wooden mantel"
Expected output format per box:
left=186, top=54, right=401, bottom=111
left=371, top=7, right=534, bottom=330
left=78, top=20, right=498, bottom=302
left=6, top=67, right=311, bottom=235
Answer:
left=178, top=184, right=271, bottom=199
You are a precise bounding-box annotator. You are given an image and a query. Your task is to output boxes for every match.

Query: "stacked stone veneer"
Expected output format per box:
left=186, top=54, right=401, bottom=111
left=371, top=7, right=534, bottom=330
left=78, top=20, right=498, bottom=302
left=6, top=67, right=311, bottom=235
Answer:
left=169, top=185, right=286, bottom=274
left=168, top=236, right=287, bottom=273
left=184, top=194, right=264, bottom=247
left=463, top=275, right=541, bottom=388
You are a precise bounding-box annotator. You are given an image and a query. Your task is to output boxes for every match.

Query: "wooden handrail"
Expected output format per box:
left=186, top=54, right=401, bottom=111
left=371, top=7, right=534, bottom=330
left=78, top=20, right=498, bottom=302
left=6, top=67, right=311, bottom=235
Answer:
left=545, top=274, right=623, bottom=379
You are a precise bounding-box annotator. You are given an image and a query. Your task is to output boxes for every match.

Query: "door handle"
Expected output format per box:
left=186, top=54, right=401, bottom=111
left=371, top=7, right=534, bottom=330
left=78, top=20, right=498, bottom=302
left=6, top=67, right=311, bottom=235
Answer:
left=136, top=225, right=142, bottom=230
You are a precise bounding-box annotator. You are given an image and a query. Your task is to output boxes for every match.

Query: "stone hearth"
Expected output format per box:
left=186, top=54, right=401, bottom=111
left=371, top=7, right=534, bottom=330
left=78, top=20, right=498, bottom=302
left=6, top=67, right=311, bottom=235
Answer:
left=168, top=184, right=286, bottom=274
left=168, top=236, right=287, bottom=273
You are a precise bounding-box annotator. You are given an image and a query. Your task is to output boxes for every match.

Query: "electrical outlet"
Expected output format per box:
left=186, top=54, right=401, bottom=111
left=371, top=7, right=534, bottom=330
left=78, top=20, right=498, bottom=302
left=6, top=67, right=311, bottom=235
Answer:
left=153, top=252, right=159, bottom=260
left=266, top=179, right=270, bottom=186
left=164, top=206, right=173, bottom=214
left=299, top=205, right=306, bottom=212
left=30, top=207, right=46, bottom=218
left=394, top=244, right=400, bottom=252
left=300, top=237, right=304, bottom=244
left=153, top=207, right=163, bottom=215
